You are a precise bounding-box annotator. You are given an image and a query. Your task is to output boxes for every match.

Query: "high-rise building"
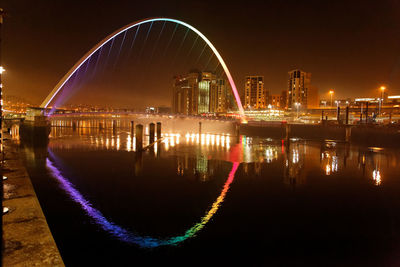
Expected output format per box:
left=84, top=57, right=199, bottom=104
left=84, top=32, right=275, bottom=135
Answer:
left=172, top=71, right=199, bottom=115
left=287, top=69, right=311, bottom=109
left=244, top=76, right=268, bottom=110
left=198, top=72, right=217, bottom=114
left=172, top=70, right=231, bottom=115
left=210, top=79, right=232, bottom=113
left=270, top=94, right=283, bottom=109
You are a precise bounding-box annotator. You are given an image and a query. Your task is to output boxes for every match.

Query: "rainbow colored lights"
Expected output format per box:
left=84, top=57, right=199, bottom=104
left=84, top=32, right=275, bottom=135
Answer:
left=46, top=149, right=239, bottom=248
left=40, top=18, right=245, bottom=118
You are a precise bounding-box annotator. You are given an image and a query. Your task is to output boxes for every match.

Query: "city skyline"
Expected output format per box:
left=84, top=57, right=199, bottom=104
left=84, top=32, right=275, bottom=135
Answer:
left=2, top=0, right=400, bottom=108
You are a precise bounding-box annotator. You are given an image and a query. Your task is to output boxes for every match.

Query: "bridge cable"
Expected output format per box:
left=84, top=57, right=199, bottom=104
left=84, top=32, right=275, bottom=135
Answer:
left=127, top=25, right=140, bottom=60
left=148, top=21, right=166, bottom=65
left=171, top=28, right=190, bottom=67
left=137, top=21, right=153, bottom=63
left=113, top=30, right=127, bottom=69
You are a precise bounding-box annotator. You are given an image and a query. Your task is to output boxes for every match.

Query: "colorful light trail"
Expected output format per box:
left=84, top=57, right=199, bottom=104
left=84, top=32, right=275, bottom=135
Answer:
left=46, top=149, right=239, bottom=248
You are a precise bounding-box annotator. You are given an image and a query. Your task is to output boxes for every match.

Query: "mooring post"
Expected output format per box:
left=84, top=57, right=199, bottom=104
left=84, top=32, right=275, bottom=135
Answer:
left=156, top=122, right=161, bottom=139
left=321, top=110, right=324, bottom=121
left=345, top=106, right=349, bottom=125
left=135, top=124, right=143, bottom=151
left=149, top=123, right=155, bottom=144
left=72, top=121, right=77, bottom=131
left=199, top=121, right=202, bottom=135
left=365, top=102, right=369, bottom=123
left=337, top=106, right=341, bottom=123
left=112, top=120, right=116, bottom=133
left=130, top=121, right=134, bottom=137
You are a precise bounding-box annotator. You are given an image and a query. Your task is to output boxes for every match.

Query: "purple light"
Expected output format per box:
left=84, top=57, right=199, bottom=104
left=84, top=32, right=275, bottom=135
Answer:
left=46, top=149, right=239, bottom=248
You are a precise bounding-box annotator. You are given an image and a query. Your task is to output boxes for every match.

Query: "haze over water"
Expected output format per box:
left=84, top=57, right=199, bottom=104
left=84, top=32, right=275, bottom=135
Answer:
left=19, top=119, right=400, bottom=266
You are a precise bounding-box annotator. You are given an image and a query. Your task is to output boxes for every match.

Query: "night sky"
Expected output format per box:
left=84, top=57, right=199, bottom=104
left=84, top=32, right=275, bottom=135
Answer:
left=2, top=0, right=400, bottom=108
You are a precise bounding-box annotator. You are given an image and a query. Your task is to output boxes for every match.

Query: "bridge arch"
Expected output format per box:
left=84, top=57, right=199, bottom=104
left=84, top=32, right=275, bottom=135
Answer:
left=40, top=17, right=245, bottom=118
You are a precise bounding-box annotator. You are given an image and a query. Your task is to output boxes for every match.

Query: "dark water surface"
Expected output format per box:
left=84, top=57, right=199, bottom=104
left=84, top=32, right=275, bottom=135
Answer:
left=20, top=126, right=400, bottom=266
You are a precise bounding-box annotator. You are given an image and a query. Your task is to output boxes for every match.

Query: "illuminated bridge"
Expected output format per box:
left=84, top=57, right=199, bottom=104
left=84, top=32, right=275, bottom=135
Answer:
left=39, top=18, right=246, bottom=121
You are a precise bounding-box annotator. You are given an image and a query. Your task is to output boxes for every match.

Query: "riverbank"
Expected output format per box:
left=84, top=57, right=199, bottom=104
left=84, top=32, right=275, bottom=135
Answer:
left=2, top=134, right=64, bottom=266
left=240, top=122, right=400, bottom=147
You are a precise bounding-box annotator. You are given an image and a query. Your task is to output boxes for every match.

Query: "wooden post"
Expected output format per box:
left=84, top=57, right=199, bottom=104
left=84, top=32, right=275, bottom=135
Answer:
left=135, top=124, right=143, bottom=150
left=156, top=122, right=161, bottom=139
left=345, top=106, right=349, bottom=125
left=199, top=122, right=202, bottom=135
left=130, top=121, right=134, bottom=137
left=112, top=120, right=116, bottom=133
left=321, top=110, right=324, bottom=121
left=337, top=106, right=341, bottom=122
left=149, top=123, right=155, bottom=144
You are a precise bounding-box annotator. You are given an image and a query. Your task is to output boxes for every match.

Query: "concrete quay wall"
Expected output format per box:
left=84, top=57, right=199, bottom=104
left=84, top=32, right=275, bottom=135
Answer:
left=2, top=137, right=64, bottom=266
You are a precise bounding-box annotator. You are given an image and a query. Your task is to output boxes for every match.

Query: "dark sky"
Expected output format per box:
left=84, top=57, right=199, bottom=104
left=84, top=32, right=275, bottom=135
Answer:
left=2, top=0, right=400, bottom=108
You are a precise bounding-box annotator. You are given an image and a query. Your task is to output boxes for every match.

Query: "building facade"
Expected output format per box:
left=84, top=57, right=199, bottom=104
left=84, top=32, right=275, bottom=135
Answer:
left=287, top=69, right=312, bottom=109
left=270, top=94, right=283, bottom=109
left=244, top=76, right=268, bottom=110
left=172, top=70, right=232, bottom=115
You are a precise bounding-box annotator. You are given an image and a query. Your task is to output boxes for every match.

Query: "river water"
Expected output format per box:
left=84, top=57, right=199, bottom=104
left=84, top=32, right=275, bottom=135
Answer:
left=18, top=123, right=400, bottom=266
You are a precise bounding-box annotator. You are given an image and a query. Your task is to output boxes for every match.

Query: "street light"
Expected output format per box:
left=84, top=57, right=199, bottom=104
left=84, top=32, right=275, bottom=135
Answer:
left=329, top=90, right=334, bottom=107
left=379, top=86, right=386, bottom=116
left=0, top=66, right=5, bottom=74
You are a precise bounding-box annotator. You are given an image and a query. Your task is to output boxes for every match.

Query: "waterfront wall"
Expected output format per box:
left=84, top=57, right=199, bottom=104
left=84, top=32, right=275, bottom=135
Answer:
left=2, top=136, right=64, bottom=266
left=240, top=123, right=400, bottom=147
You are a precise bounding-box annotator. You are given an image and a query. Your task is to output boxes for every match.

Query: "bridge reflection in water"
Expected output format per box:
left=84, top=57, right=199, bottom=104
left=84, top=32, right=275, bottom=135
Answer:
left=37, top=122, right=400, bottom=249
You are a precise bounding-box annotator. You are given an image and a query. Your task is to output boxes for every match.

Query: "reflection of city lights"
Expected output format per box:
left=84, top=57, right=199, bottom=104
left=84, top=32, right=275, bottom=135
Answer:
left=211, top=134, right=215, bottom=146
left=164, top=137, right=169, bottom=151
left=332, top=156, right=338, bottom=172
left=292, top=149, right=299, bottom=163
left=191, top=133, right=195, bottom=142
left=201, top=134, right=205, bottom=145
left=265, top=147, right=277, bottom=163
left=126, top=135, right=132, bottom=151
left=372, top=170, right=381, bottom=186
left=216, top=135, right=220, bottom=146
left=206, top=134, right=210, bottom=146
left=170, top=136, right=175, bottom=147
left=116, top=136, right=120, bottom=150
left=325, top=164, right=331, bottom=175
left=186, top=133, right=190, bottom=143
